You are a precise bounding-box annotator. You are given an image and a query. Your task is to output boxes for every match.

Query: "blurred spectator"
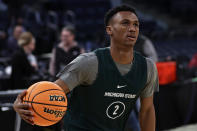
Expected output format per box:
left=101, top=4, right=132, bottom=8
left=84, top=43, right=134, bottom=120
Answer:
left=134, top=34, right=158, bottom=62
left=2, top=0, right=25, bottom=26
left=49, top=25, right=84, bottom=76
left=188, top=53, right=197, bottom=69
left=5, top=25, right=24, bottom=57
left=10, top=32, right=38, bottom=89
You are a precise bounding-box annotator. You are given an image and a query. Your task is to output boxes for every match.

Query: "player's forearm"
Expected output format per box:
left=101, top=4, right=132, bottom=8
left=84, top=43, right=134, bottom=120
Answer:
left=139, top=105, right=155, bottom=131
left=54, top=79, right=70, bottom=94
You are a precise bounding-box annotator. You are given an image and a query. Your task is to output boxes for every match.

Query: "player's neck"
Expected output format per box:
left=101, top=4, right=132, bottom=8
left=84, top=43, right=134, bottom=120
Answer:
left=110, top=44, right=134, bottom=64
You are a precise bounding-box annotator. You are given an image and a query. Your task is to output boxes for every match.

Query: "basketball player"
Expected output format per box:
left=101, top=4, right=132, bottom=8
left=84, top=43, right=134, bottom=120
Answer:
left=14, top=5, right=159, bottom=131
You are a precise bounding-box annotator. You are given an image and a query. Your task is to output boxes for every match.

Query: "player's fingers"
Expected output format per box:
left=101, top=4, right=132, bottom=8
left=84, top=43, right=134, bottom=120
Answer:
left=21, top=114, right=33, bottom=121
left=21, top=114, right=34, bottom=125
left=17, top=90, right=27, bottom=102
left=14, top=91, right=27, bottom=110
left=17, top=103, right=31, bottom=110
left=13, top=103, right=30, bottom=114
left=19, top=109, right=34, bottom=116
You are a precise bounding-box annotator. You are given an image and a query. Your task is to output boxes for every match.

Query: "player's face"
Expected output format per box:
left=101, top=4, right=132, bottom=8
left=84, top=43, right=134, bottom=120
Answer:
left=61, top=30, right=75, bottom=44
left=28, top=38, right=36, bottom=52
left=14, top=26, right=23, bottom=39
left=107, top=11, right=139, bottom=47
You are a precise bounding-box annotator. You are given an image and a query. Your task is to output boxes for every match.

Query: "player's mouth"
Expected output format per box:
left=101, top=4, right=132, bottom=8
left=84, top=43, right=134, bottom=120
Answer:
left=127, top=35, right=136, bottom=41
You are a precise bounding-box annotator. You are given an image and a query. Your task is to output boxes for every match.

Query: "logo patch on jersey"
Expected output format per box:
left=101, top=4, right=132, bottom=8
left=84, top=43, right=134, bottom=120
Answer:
left=117, top=85, right=127, bottom=89
left=106, top=101, right=125, bottom=119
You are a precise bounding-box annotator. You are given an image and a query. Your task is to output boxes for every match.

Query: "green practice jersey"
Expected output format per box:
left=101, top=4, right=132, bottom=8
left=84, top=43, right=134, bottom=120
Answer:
left=64, top=48, right=147, bottom=131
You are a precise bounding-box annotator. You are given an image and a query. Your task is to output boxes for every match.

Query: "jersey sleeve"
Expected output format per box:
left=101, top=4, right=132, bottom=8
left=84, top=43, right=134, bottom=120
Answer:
left=140, top=58, right=159, bottom=98
left=56, top=52, right=98, bottom=91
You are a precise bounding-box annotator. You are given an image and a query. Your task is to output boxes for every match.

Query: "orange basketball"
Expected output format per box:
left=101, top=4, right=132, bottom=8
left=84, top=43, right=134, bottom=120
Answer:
left=23, top=81, right=67, bottom=126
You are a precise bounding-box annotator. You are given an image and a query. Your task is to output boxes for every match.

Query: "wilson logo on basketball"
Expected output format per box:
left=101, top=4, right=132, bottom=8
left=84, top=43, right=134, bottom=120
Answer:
left=44, top=107, right=66, bottom=118
left=49, top=95, right=66, bottom=102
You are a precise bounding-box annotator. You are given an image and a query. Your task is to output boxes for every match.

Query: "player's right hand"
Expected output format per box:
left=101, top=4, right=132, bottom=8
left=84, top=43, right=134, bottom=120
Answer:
left=13, top=90, right=34, bottom=125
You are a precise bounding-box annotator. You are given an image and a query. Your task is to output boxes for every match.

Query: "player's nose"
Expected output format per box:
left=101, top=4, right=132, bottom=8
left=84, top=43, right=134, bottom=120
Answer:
left=128, top=25, right=136, bottom=32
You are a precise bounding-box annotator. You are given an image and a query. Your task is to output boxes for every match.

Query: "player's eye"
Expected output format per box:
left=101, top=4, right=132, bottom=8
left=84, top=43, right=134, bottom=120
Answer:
left=121, top=21, right=129, bottom=25
left=133, top=23, right=139, bottom=27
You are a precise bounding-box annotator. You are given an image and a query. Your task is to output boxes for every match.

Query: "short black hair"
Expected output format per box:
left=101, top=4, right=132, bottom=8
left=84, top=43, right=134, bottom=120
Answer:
left=104, top=5, right=138, bottom=27
left=62, top=25, right=76, bottom=35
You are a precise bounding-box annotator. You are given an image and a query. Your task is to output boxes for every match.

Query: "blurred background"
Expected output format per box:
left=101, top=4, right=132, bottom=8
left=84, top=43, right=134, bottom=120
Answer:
left=0, top=0, right=197, bottom=131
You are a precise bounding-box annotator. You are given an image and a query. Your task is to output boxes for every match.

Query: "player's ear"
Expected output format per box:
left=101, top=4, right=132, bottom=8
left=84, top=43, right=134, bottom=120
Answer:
left=106, top=26, right=112, bottom=35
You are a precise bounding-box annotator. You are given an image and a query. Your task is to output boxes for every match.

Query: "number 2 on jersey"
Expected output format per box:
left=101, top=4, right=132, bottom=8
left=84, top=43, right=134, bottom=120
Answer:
left=113, top=105, right=119, bottom=115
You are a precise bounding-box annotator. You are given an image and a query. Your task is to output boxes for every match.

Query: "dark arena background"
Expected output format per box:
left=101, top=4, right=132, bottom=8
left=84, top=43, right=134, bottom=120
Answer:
left=0, top=0, right=197, bottom=131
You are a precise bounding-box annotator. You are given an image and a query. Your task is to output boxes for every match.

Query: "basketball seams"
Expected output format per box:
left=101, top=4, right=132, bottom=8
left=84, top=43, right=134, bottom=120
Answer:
left=28, top=82, right=64, bottom=102
left=31, top=89, right=65, bottom=105
left=23, top=91, right=27, bottom=104
left=31, top=88, right=66, bottom=124
left=28, top=82, right=39, bottom=102
left=24, top=81, right=67, bottom=126
left=24, top=100, right=67, bottom=107
left=31, top=102, right=57, bottom=122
